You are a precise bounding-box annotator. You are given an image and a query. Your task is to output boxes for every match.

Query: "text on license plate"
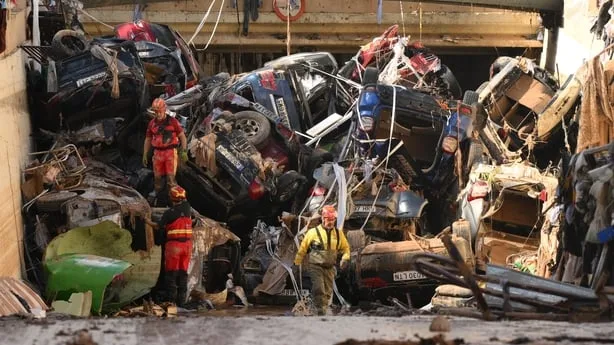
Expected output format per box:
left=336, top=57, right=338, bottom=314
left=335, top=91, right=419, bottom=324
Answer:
left=393, top=270, right=427, bottom=282
left=279, top=289, right=310, bottom=297
left=355, top=205, right=377, bottom=213
left=76, top=72, right=107, bottom=87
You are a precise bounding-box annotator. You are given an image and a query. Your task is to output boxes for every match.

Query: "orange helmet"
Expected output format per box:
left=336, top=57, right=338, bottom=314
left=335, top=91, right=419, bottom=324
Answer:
left=321, top=205, right=337, bottom=220
left=169, top=185, right=187, bottom=201
left=151, top=98, right=167, bottom=114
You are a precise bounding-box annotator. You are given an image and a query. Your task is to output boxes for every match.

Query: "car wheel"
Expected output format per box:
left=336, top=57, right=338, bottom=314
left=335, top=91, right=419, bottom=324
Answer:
left=233, top=111, right=271, bottom=149
left=275, top=171, right=306, bottom=203
left=346, top=229, right=368, bottom=252
left=438, top=64, right=463, bottom=100
left=475, top=81, right=489, bottom=94
left=51, top=30, right=89, bottom=58
left=362, top=67, right=379, bottom=86
left=463, top=90, right=479, bottom=105
left=464, top=139, right=485, bottom=179
left=471, top=102, right=488, bottom=131
left=36, top=191, right=79, bottom=212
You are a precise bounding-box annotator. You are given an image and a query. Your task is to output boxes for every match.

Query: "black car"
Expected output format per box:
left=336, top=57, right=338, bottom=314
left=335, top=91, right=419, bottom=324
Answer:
left=27, top=38, right=148, bottom=133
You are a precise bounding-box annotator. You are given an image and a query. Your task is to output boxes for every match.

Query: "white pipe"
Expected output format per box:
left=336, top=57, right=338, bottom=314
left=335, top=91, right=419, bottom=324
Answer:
left=32, top=0, right=41, bottom=72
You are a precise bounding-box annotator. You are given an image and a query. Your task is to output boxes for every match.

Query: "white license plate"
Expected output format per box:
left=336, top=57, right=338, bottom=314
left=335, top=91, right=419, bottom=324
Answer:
left=217, top=145, right=244, bottom=170
left=279, top=289, right=310, bottom=297
left=393, top=270, right=427, bottom=282
left=355, top=205, right=377, bottom=213
left=76, top=72, right=107, bottom=87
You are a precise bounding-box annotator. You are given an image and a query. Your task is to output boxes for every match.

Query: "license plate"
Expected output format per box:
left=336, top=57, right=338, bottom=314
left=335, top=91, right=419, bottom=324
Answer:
left=217, top=145, right=244, bottom=170
left=393, top=270, right=427, bottom=282
left=76, top=72, right=107, bottom=87
left=279, top=289, right=310, bottom=297
left=354, top=205, right=377, bottom=213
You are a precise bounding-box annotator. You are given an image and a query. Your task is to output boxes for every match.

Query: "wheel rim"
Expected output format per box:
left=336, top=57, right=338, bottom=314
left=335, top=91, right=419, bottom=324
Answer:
left=235, top=119, right=261, bottom=137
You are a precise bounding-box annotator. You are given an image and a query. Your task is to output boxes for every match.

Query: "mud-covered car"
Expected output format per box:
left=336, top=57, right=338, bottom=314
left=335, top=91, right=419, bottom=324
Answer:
left=455, top=163, right=558, bottom=272
left=338, top=25, right=462, bottom=100
left=115, top=20, right=200, bottom=97
left=27, top=37, right=148, bottom=133
left=353, top=68, right=484, bottom=231
left=468, top=56, right=582, bottom=168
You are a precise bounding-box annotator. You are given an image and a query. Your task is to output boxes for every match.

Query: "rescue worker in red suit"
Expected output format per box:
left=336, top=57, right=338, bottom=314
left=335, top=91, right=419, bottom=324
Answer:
left=142, top=98, right=188, bottom=200
left=156, top=185, right=193, bottom=306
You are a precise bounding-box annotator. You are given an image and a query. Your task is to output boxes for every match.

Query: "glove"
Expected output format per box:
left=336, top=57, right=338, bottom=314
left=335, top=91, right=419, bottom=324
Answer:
left=340, top=260, right=349, bottom=271
left=142, top=154, right=148, bottom=167
left=180, top=149, right=188, bottom=163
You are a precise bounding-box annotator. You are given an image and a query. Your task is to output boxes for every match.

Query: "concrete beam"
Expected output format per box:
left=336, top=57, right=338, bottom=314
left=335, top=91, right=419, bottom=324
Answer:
left=387, top=0, right=563, bottom=13
left=80, top=10, right=540, bottom=35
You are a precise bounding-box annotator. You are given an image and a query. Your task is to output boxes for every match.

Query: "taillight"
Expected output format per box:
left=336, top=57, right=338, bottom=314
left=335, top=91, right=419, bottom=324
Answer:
left=497, top=128, right=508, bottom=140
left=359, top=116, right=375, bottom=132
left=468, top=180, right=489, bottom=201
left=442, top=136, right=458, bottom=154
left=248, top=179, right=266, bottom=200
left=361, top=277, right=388, bottom=289
left=309, top=186, right=327, bottom=196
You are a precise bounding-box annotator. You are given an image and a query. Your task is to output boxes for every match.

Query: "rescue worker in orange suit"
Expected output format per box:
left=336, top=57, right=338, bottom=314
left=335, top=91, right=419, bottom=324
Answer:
left=154, top=185, right=193, bottom=306
left=294, top=205, right=351, bottom=315
left=142, top=98, right=188, bottom=201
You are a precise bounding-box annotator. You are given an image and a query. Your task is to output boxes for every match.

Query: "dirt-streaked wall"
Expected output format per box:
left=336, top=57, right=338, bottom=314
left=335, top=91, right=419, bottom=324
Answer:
left=554, top=0, right=606, bottom=78
left=0, top=7, right=32, bottom=278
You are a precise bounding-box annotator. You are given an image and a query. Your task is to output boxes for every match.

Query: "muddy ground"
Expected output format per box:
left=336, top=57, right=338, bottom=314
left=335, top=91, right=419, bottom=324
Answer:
left=1, top=311, right=614, bottom=345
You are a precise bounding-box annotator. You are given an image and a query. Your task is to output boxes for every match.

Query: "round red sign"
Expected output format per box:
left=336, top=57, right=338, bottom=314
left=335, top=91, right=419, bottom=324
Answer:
left=273, top=0, right=305, bottom=22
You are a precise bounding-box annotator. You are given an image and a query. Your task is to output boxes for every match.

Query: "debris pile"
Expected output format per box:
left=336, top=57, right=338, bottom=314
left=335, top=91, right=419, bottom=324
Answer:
left=1, top=9, right=612, bottom=322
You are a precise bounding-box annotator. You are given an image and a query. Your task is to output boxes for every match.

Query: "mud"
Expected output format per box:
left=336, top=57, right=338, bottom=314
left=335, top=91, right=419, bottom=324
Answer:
left=2, top=314, right=614, bottom=345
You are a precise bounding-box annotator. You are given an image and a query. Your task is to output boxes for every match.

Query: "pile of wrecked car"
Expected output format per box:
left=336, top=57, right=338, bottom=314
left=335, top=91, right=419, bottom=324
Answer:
left=1, top=17, right=611, bottom=321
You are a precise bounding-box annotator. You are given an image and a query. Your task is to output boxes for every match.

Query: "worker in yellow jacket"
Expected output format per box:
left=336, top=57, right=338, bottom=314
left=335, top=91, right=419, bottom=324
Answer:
left=294, top=205, right=351, bottom=315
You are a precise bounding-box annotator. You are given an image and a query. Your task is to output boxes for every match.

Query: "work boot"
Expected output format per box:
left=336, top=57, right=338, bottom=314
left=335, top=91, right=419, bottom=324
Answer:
left=165, top=270, right=178, bottom=303
left=176, top=270, right=188, bottom=307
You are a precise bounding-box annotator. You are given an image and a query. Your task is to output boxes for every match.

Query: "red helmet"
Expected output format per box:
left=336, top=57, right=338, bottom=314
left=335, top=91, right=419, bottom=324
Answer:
left=151, top=98, right=167, bottom=114
left=169, top=185, right=187, bottom=201
left=321, top=205, right=337, bottom=220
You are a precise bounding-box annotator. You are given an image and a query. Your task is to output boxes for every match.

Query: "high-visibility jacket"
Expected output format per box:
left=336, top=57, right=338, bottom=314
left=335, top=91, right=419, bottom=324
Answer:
left=294, top=225, right=350, bottom=267
left=146, top=115, right=183, bottom=150
left=158, top=201, right=192, bottom=242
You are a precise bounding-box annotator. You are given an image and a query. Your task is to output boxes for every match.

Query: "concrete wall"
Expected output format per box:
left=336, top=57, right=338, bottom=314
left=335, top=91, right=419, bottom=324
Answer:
left=0, top=6, right=32, bottom=278
left=553, top=0, right=605, bottom=78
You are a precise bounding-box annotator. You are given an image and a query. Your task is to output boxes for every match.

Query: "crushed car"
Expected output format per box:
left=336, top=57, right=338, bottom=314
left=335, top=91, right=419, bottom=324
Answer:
left=25, top=35, right=149, bottom=134
left=454, top=162, right=559, bottom=272
left=468, top=56, right=582, bottom=168
left=115, top=20, right=201, bottom=97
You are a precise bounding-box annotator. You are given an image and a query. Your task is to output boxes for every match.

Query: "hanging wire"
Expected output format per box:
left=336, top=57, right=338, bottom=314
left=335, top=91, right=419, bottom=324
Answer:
left=78, top=8, right=113, bottom=30
left=399, top=0, right=406, bottom=38
left=419, top=2, right=423, bottom=43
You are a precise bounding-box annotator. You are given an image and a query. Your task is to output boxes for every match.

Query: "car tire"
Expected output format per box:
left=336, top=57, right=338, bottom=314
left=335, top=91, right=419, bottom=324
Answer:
left=51, top=30, right=89, bottom=58
left=463, top=90, right=479, bottom=105
left=471, top=102, right=488, bottom=131
left=275, top=171, right=307, bottom=203
left=438, top=64, right=463, bottom=100
left=36, top=191, right=79, bottom=212
left=346, top=229, right=368, bottom=252
left=362, top=67, right=379, bottom=86
left=233, top=111, right=271, bottom=149
left=464, top=139, right=485, bottom=178
left=475, top=81, right=489, bottom=94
